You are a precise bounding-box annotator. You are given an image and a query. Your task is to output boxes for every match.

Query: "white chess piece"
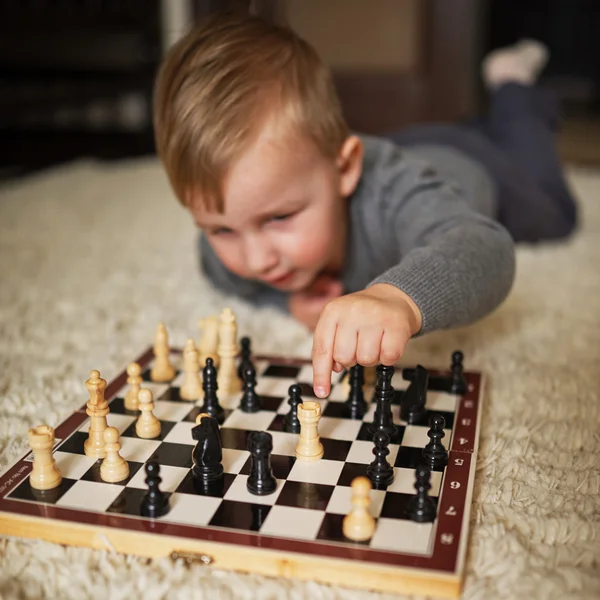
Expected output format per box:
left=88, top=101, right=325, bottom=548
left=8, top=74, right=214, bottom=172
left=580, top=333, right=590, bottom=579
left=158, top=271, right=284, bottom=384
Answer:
left=216, top=308, right=241, bottom=395
left=198, top=315, right=220, bottom=367
left=343, top=476, right=375, bottom=541
left=151, top=322, right=176, bottom=382
left=28, top=425, right=62, bottom=490
left=180, top=338, right=202, bottom=401
left=136, top=388, right=161, bottom=439
left=295, top=401, right=324, bottom=461
left=100, top=427, right=129, bottom=483
left=84, top=370, right=109, bottom=459
left=124, top=362, right=142, bottom=410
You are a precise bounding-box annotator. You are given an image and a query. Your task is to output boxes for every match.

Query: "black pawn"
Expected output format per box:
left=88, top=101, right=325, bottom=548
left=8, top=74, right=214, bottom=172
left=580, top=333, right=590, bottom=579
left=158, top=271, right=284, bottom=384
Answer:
left=366, top=431, right=394, bottom=489
left=237, top=336, right=253, bottom=382
left=246, top=431, right=277, bottom=496
left=140, top=461, right=170, bottom=518
left=283, top=384, right=302, bottom=433
left=407, top=465, right=436, bottom=523
left=368, top=364, right=397, bottom=439
left=344, top=365, right=367, bottom=419
left=450, top=350, right=467, bottom=394
left=422, top=414, right=448, bottom=469
left=240, top=364, right=261, bottom=412
left=199, top=357, right=225, bottom=424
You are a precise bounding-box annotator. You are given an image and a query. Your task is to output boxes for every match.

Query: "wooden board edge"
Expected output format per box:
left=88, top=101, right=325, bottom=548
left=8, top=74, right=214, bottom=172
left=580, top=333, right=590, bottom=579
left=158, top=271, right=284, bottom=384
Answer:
left=0, top=511, right=461, bottom=598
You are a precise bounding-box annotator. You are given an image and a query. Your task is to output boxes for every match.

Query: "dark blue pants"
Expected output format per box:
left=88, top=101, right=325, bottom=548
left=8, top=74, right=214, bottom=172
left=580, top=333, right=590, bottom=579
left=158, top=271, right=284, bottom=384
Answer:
left=388, top=83, right=579, bottom=243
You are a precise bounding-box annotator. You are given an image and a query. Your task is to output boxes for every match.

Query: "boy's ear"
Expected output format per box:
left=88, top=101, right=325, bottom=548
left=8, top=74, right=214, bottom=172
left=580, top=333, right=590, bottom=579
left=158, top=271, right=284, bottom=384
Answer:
left=336, top=135, right=363, bottom=198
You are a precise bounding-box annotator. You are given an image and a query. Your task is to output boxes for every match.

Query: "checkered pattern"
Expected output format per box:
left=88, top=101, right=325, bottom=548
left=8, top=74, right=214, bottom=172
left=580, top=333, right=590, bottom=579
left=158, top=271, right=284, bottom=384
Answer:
left=9, top=354, right=459, bottom=556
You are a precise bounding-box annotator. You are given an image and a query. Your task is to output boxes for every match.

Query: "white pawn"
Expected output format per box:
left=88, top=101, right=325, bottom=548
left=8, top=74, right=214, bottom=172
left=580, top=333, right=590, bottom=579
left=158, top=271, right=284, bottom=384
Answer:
left=180, top=338, right=202, bottom=401
left=28, top=425, right=62, bottom=491
left=124, top=362, right=142, bottom=410
left=343, top=476, right=375, bottom=542
left=100, top=427, right=129, bottom=483
left=136, top=388, right=161, bottom=439
left=295, top=401, right=324, bottom=461
left=151, top=322, right=176, bottom=382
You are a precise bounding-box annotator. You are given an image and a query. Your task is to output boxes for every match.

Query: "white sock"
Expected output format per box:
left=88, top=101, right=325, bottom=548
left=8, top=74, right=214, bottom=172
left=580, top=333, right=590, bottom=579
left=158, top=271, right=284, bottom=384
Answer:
left=482, top=39, right=549, bottom=90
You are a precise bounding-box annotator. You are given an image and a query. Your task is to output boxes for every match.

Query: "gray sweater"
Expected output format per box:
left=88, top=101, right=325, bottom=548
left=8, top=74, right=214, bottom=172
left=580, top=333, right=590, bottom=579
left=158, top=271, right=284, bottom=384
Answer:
left=199, top=134, right=515, bottom=334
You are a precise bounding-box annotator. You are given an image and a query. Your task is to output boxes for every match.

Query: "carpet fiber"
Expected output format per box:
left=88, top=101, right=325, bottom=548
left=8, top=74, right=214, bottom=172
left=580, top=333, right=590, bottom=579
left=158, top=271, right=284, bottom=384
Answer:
left=0, top=158, right=599, bottom=600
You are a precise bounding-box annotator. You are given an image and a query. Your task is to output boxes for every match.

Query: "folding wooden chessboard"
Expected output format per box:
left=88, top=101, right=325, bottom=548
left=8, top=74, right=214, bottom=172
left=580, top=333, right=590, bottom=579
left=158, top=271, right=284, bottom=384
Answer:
left=0, top=346, right=484, bottom=598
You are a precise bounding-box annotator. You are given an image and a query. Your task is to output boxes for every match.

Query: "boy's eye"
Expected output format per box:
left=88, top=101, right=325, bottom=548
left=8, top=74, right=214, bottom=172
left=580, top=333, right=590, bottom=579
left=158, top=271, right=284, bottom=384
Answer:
left=268, top=213, right=292, bottom=222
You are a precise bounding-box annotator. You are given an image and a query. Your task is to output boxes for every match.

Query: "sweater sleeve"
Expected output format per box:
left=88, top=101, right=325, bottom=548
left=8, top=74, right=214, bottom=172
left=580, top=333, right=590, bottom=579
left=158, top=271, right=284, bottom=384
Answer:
left=367, top=157, right=516, bottom=335
left=198, top=233, right=289, bottom=313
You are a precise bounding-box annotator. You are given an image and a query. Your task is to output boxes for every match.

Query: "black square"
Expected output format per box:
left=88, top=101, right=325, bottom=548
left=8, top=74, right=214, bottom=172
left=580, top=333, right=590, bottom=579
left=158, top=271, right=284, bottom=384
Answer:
left=107, top=396, right=140, bottom=416
left=155, top=386, right=186, bottom=403
left=182, top=406, right=233, bottom=424
left=321, top=438, right=353, bottom=461
left=240, top=454, right=296, bottom=480
left=220, top=428, right=253, bottom=451
left=106, top=486, right=173, bottom=516
left=257, top=394, right=286, bottom=412
left=322, top=401, right=359, bottom=419
left=267, top=414, right=286, bottom=432
left=394, top=446, right=446, bottom=472
left=147, top=442, right=194, bottom=468
left=81, top=460, right=143, bottom=485
left=7, top=477, right=77, bottom=504
left=176, top=470, right=236, bottom=498
left=55, top=431, right=88, bottom=455
left=275, top=480, right=334, bottom=510
left=336, top=462, right=369, bottom=487
left=296, top=382, right=316, bottom=397
left=357, top=423, right=405, bottom=445
left=316, top=513, right=370, bottom=545
left=379, top=491, right=438, bottom=520
left=208, top=499, right=271, bottom=531
left=120, top=420, right=177, bottom=442
left=262, top=364, right=301, bottom=379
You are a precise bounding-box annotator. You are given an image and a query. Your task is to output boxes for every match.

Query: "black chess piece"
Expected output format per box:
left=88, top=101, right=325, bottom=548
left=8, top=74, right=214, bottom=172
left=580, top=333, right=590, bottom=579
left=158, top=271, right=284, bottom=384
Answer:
left=140, top=461, right=170, bottom=518
left=368, top=364, right=398, bottom=439
left=422, top=414, right=448, bottom=469
left=400, top=364, right=428, bottom=425
left=283, top=384, right=302, bottom=433
left=406, top=465, right=437, bottom=523
left=450, top=350, right=467, bottom=394
left=246, top=431, right=277, bottom=495
left=366, top=431, right=394, bottom=489
left=237, top=336, right=253, bottom=382
left=240, top=364, right=261, bottom=412
left=344, top=365, right=367, bottom=419
left=199, top=357, right=225, bottom=424
left=191, top=414, right=224, bottom=482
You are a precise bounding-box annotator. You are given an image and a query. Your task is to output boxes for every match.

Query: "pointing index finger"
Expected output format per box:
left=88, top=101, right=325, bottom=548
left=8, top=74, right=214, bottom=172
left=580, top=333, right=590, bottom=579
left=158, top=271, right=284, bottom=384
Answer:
left=311, top=318, right=337, bottom=398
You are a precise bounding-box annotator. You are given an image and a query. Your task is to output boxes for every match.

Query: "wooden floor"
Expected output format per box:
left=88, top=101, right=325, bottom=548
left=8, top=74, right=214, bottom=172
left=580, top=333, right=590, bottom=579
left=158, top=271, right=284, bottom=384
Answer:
left=558, top=117, right=600, bottom=166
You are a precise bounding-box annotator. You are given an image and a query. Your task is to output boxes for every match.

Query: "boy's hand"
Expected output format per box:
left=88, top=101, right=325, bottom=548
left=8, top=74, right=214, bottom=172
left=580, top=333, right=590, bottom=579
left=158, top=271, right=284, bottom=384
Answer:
left=311, top=283, right=422, bottom=398
left=288, top=274, right=343, bottom=331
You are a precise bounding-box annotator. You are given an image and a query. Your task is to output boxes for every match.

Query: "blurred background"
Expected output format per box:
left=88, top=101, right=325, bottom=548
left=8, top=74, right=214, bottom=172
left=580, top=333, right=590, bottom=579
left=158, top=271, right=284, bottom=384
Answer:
left=0, top=0, right=599, bottom=178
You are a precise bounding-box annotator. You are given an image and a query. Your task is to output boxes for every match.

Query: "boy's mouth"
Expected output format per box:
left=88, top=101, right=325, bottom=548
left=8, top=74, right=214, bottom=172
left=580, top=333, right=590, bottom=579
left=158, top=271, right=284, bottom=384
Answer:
left=263, top=270, right=296, bottom=286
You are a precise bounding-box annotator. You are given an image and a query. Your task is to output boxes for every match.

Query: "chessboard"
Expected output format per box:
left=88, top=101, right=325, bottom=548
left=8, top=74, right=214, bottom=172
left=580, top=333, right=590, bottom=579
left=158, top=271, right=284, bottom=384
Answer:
left=0, top=313, right=484, bottom=599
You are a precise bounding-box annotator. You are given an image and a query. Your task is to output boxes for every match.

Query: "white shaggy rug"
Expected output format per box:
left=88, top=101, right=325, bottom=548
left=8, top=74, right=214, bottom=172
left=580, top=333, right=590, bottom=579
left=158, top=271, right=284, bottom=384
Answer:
left=0, top=157, right=599, bottom=600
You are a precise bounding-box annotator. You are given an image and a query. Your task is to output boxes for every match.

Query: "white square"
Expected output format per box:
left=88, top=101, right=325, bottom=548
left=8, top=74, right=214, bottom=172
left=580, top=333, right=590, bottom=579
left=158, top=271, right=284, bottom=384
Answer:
left=162, top=421, right=195, bottom=446
left=222, top=410, right=277, bottom=431
left=260, top=505, right=325, bottom=540
left=56, top=480, right=124, bottom=512
left=402, top=425, right=452, bottom=449
left=169, top=371, right=187, bottom=388
left=391, top=371, right=410, bottom=391
left=139, top=381, right=171, bottom=401
left=152, top=400, right=196, bottom=422
left=222, top=448, right=249, bottom=474
left=78, top=413, right=136, bottom=435
left=288, top=459, right=344, bottom=486
left=223, top=474, right=283, bottom=505
left=426, top=391, right=458, bottom=413
left=387, top=467, right=443, bottom=497
left=126, top=464, right=189, bottom=492
left=269, top=431, right=298, bottom=457
left=345, top=440, right=400, bottom=466
left=119, top=437, right=162, bottom=463
left=53, top=451, right=96, bottom=479
left=161, top=493, right=223, bottom=526
left=212, top=391, right=243, bottom=411
left=326, top=485, right=386, bottom=517
left=370, top=518, right=434, bottom=555
left=318, top=417, right=362, bottom=441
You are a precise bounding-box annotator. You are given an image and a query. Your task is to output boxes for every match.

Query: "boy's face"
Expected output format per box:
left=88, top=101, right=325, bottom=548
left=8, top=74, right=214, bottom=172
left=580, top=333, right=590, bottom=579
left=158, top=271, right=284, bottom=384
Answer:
left=189, top=119, right=363, bottom=292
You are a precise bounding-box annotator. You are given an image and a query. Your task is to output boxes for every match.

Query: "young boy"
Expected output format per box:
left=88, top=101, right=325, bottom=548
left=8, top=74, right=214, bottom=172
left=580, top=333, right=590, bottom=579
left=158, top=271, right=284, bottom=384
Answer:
left=152, top=13, right=578, bottom=398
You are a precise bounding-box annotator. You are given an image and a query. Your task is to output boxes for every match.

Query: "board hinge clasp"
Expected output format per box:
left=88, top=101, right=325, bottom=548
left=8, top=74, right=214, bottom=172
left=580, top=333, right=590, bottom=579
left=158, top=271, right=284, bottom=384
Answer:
left=170, top=550, right=214, bottom=566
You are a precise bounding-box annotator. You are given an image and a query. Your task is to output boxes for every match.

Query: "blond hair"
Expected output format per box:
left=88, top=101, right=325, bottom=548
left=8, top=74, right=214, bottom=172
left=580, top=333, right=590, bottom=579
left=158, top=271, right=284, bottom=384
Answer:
left=153, top=12, right=349, bottom=210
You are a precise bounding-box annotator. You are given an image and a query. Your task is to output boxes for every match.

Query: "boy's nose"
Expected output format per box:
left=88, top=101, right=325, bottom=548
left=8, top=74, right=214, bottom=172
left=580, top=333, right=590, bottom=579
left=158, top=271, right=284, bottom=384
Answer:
left=244, top=236, right=278, bottom=275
